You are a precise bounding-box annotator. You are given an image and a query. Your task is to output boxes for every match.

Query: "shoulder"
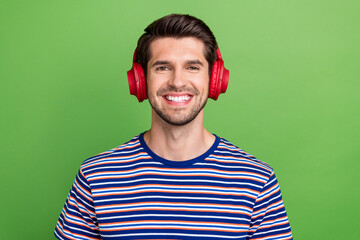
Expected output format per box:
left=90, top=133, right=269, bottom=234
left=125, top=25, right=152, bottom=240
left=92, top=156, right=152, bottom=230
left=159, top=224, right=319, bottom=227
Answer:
left=211, top=136, right=274, bottom=175
left=79, top=134, right=145, bottom=172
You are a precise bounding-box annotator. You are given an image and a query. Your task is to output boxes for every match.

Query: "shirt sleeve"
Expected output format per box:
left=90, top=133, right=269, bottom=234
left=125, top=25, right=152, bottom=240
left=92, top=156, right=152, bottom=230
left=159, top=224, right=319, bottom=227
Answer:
left=247, top=171, right=293, bottom=240
left=54, top=168, right=101, bottom=240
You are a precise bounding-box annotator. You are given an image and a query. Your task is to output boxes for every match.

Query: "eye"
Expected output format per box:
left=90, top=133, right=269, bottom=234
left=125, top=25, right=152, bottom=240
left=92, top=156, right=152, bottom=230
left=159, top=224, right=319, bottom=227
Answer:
left=156, top=66, right=170, bottom=71
left=187, top=66, right=200, bottom=71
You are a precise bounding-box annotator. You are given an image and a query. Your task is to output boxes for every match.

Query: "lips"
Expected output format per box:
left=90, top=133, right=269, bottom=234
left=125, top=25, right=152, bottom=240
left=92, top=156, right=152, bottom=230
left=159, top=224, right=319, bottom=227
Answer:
left=162, top=93, right=193, bottom=105
left=164, top=95, right=191, bottom=103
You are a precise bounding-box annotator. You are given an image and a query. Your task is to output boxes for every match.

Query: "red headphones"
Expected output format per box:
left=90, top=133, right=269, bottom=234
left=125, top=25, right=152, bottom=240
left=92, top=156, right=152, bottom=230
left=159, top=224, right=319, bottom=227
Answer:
left=127, top=48, right=229, bottom=102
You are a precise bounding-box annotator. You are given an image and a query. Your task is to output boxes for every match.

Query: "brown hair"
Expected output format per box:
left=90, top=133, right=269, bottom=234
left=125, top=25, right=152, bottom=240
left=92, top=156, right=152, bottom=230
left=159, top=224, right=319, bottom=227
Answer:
left=136, top=14, right=218, bottom=77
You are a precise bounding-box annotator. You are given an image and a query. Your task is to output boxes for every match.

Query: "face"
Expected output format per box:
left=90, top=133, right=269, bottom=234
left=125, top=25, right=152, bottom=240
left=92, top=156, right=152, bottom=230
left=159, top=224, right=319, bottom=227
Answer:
left=146, top=37, right=210, bottom=126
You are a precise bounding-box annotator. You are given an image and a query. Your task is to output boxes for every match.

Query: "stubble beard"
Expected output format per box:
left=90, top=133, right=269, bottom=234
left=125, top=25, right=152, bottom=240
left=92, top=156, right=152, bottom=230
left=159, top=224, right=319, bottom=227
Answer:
left=148, top=87, right=208, bottom=126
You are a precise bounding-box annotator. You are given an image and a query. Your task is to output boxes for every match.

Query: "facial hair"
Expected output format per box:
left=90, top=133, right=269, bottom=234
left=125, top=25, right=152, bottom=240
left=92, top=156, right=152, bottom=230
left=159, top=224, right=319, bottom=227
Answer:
left=148, top=86, right=208, bottom=126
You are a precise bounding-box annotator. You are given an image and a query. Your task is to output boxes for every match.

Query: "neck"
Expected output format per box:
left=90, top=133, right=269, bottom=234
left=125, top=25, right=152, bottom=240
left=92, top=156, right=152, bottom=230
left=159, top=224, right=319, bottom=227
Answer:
left=143, top=110, right=215, bottom=161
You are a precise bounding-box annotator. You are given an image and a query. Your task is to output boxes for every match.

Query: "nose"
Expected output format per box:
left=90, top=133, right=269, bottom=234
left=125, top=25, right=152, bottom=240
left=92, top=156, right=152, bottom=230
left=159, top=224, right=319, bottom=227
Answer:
left=168, top=68, right=187, bottom=89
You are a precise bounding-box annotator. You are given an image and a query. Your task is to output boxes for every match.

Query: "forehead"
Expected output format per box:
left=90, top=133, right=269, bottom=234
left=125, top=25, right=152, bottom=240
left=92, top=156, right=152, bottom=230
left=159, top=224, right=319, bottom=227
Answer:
left=148, top=37, right=206, bottom=63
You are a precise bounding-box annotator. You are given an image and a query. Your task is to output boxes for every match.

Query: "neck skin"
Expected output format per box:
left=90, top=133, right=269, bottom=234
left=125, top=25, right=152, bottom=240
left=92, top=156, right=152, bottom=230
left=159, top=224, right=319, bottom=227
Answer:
left=143, top=109, right=215, bottom=161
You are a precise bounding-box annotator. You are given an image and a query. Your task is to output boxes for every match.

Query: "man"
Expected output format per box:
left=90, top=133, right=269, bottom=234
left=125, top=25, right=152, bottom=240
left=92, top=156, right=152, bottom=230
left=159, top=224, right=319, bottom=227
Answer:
left=55, top=14, right=292, bottom=240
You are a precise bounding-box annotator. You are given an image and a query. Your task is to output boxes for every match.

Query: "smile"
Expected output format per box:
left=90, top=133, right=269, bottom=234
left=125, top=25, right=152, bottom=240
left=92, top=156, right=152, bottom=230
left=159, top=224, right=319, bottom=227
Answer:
left=164, top=95, right=191, bottom=103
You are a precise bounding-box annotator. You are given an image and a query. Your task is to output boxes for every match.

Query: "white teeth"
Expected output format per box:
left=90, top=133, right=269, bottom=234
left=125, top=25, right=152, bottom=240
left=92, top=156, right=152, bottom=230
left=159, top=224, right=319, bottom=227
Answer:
left=165, top=95, right=191, bottom=102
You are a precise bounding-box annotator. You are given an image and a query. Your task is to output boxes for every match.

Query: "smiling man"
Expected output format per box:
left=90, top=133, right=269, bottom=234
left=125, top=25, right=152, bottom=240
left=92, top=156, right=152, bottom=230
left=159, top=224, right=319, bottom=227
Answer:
left=55, top=14, right=292, bottom=240
left=144, top=36, right=215, bottom=162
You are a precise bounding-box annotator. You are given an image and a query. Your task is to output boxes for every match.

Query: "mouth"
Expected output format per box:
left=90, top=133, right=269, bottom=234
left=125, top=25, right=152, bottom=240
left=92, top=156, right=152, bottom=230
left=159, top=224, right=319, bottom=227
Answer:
left=163, top=94, right=193, bottom=105
left=165, top=95, right=191, bottom=102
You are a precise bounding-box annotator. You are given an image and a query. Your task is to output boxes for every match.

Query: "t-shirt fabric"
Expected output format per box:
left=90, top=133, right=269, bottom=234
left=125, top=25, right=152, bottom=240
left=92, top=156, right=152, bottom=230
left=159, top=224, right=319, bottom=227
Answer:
left=55, top=133, right=292, bottom=239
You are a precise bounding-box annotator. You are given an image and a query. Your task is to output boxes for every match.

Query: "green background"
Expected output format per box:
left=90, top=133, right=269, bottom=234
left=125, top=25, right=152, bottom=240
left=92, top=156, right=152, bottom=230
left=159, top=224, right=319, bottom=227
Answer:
left=1, top=0, right=359, bottom=239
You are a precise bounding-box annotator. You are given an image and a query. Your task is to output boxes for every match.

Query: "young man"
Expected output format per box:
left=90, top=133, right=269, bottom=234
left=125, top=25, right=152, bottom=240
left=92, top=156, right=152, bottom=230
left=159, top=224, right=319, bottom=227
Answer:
left=55, top=14, right=292, bottom=240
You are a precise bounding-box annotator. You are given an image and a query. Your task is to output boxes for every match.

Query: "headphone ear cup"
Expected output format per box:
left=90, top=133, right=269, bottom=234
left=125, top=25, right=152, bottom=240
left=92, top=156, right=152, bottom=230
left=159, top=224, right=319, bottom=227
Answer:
left=133, top=62, right=147, bottom=102
left=127, top=67, right=137, bottom=96
left=209, top=61, right=219, bottom=100
left=209, top=49, right=229, bottom=100
left=127, top=62, right=147, bottom=102
left=127, top=48, right=148, bottom=102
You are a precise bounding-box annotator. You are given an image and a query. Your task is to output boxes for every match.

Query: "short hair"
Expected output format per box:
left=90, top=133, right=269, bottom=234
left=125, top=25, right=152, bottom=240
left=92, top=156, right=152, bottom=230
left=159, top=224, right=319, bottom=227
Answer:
left=136, top=14, right=218, bottom=77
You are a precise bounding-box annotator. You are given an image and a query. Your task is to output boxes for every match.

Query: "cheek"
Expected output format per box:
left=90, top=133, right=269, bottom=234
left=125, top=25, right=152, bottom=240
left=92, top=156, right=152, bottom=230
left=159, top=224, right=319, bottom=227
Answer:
left=147, top=76, right=166, bottom=95
left=199, top=77, right=210, bottom=92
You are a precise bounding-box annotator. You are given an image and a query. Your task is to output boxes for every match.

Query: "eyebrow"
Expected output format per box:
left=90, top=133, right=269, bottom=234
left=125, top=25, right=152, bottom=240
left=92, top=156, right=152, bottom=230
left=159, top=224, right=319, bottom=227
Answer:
left=151, top=60, right=171, bottom=68
left=151, top=59, right=204, bottom=68
left=186, top=60, right=204, bottom=66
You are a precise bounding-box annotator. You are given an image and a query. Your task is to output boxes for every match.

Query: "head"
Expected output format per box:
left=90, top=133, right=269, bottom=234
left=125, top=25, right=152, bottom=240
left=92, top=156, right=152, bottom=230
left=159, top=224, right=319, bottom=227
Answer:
left=136, top=14, right=218, bottom=78
left=128, top=14, right=228, bottom=126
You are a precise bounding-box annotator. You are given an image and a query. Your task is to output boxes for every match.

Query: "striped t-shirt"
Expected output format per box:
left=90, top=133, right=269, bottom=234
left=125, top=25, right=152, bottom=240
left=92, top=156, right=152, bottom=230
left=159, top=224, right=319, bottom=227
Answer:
left=55, top=133, right=292, bottom=240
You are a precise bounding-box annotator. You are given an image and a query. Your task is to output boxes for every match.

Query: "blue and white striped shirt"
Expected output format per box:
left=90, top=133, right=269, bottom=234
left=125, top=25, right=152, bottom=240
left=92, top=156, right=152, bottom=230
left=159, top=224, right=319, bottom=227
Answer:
left=55, top=133, right=292, bottom=239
